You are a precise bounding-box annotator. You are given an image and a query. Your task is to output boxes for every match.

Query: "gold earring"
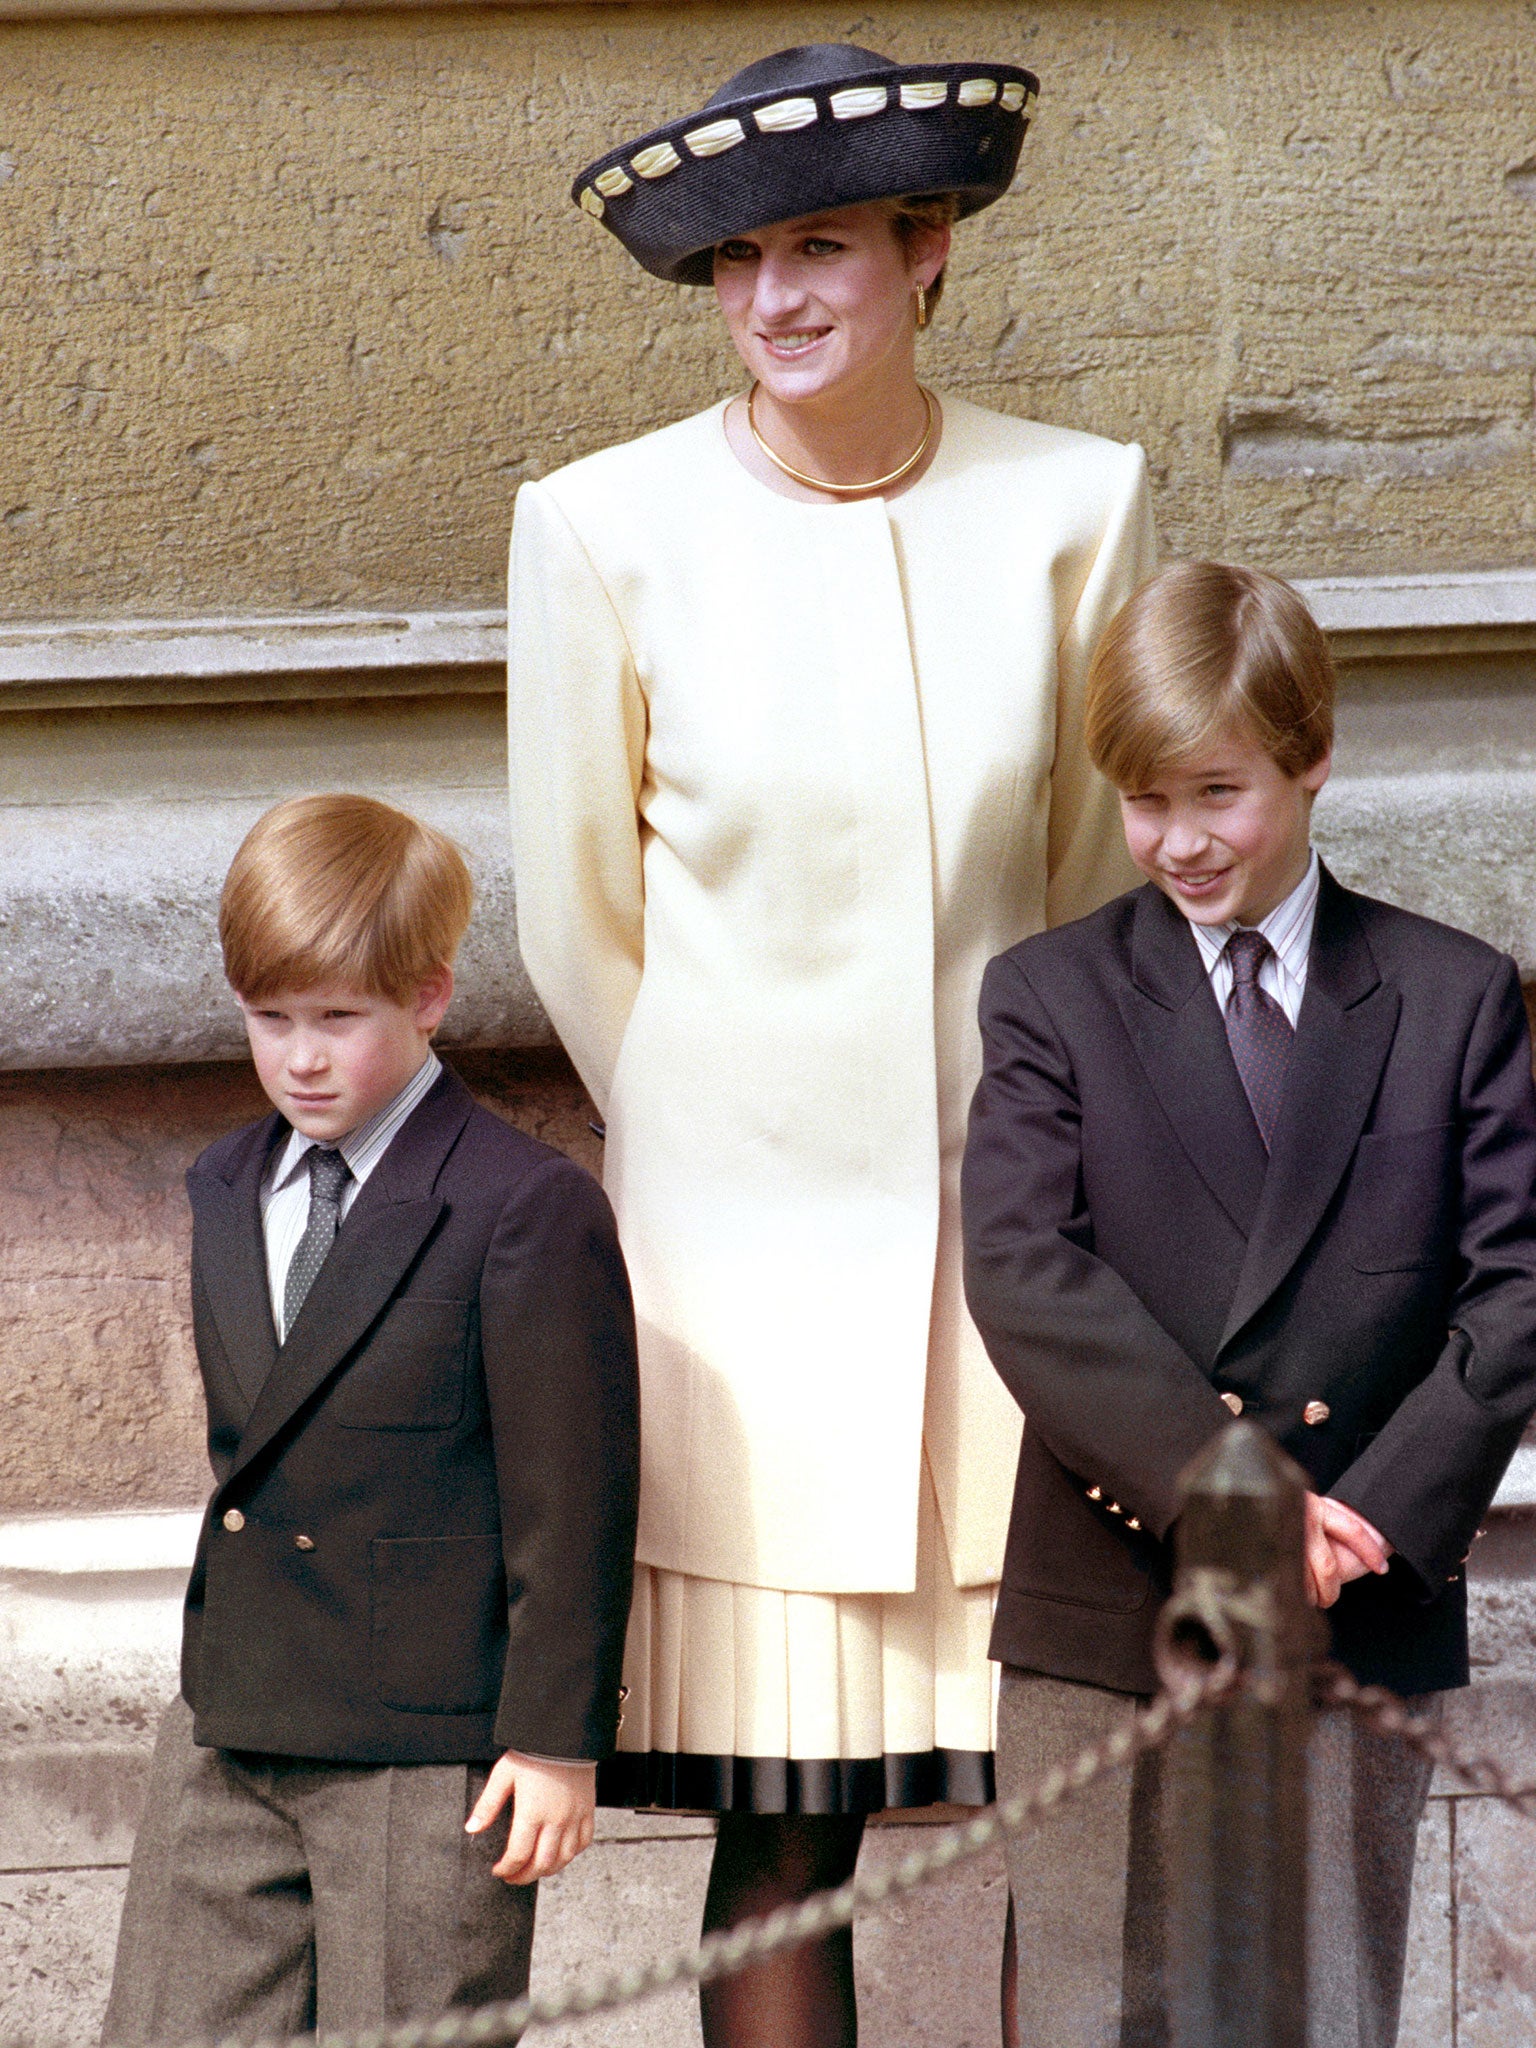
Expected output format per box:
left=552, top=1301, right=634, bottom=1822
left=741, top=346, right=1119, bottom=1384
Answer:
left=915, top=282, right=929, bottom=331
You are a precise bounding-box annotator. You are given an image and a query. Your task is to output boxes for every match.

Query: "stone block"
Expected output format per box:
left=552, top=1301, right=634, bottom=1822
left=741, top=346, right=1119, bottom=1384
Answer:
left=1315, top=768, right=1536, bottom=972
left=0, top=792, right=544, bottom=1072
left=0, top=1867, right=126, bottom=2048
left=0, top=1050, right=594, bottom=1515
left=531, top=1831, right=712, bottom=2048
left=1453, top=1797, right=1536, bottom=2046
left=1399, top=1799, right=1453, bottom=2048
left=0, top=1748, right=148, bottom=1875
left=849, top=1826, right=1008, bottom=2048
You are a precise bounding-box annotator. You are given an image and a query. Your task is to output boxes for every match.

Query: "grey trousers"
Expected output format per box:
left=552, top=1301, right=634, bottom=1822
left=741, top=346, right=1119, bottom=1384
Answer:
left=998, top=1668, right=1436, bottom=2048
left=103, top=1696, right=537, bottom=2046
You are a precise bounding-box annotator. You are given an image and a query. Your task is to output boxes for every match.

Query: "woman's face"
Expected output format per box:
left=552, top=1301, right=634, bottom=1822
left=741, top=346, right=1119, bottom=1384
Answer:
left=712, top=203, right=948, bottom=407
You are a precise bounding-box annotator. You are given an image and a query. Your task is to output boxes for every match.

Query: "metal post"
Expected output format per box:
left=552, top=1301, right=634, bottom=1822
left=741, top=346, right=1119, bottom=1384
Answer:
left=1157, top=1419, right=1324, bottom=2048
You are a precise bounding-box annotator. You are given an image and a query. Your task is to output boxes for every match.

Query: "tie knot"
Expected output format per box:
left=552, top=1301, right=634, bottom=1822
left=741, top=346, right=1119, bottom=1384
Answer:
left=307, top=1147, right=351, bottom=1203
left=1226, top=928, right=1271, bottom=986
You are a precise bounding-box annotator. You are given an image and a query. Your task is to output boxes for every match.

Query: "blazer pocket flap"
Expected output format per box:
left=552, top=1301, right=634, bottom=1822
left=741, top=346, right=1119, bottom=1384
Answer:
left=332, top=1299, right=471, bottom=1430
left=1346, top=1126, right=1456, bottom=1273
left=370, top=1533, right=506, bottom=1714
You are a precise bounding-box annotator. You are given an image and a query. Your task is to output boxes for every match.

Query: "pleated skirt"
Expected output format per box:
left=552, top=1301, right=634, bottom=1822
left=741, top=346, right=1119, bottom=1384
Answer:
left=598, top=1459, right=999, bottom=1814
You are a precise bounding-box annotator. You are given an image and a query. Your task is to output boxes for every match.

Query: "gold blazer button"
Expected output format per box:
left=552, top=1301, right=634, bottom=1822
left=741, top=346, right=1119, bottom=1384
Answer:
left=1220, top=1392, right=1244, bottom=1416
left=295, top=1534, right=316, bottom=1552
left=1303, top=1400, right=1331, bottom=1426
left=222, top=1509, right=245, bottom=1533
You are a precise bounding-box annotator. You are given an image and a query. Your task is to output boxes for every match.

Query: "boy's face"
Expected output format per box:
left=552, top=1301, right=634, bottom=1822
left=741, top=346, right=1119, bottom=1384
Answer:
left=237, top=971, right=453, bottom=1142
left=1118, top=720, right=1331, bottom=927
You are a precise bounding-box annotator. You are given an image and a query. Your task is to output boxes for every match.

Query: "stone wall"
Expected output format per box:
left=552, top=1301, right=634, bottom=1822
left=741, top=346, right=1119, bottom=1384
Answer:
left=1, top=0, right=1534, bottom=621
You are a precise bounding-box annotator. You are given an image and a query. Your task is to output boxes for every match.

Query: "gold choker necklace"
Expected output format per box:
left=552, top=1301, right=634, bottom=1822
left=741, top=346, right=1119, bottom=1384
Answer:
left=746, top=383, right=937, bottom=498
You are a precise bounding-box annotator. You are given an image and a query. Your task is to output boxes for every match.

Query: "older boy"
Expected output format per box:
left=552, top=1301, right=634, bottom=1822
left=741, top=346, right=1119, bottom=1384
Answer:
left=962, top=562, right=1536, bottom=2047
left=104, top=795, right=639, bottom=2045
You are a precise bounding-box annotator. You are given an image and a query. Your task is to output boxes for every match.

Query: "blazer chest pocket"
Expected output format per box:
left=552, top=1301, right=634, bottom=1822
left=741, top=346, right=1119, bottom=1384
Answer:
left=371, top=1534, right=505, bottom=1714
left=1346, top=1126, right=1455, bottom=1273
left=331, top=1299, right=471, bottom=1430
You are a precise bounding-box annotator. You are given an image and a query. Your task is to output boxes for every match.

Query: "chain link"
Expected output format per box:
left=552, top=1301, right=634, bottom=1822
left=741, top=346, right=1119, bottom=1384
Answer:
left=1317, top=1663, right=1536, bottom=1816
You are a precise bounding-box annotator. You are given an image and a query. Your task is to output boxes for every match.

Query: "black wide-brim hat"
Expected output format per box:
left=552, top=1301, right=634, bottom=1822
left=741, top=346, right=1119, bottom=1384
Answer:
left=571, top=43, right=1039, bottom=286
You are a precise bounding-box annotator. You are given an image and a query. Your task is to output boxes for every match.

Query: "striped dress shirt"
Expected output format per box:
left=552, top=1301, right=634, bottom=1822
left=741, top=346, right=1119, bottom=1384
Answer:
left=1188, top=849, right=1320, bottom=1029
left=260, top=1050, right=442, bottom=1344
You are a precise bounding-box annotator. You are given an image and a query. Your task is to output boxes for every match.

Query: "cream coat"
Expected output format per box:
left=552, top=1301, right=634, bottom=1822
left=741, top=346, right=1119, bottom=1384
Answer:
left=508, top=394, right=1155, bottom=1597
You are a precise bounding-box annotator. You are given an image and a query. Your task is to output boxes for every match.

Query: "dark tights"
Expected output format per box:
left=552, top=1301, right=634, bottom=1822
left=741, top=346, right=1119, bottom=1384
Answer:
left=700, top=1814, right=865, bottom=2048
left=697, top=1814, right=1020, bottom=2048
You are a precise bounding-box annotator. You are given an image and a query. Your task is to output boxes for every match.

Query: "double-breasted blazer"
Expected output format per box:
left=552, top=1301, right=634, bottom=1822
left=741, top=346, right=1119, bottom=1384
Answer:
left=962, top=868, right=1536, bottom=1698
left=508, top=394, right=1154, bottom=1597
left=181, top=1066, right=640, bottom=1765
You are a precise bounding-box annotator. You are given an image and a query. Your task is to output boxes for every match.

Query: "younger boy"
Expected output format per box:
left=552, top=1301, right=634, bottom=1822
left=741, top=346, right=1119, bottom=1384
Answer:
left=104, top=794, right=640, bottom=2045
left=962, top=562, right=1536, bottom=2047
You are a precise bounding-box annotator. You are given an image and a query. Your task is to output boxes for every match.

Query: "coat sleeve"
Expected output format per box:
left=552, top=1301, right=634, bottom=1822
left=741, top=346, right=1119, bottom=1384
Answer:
left=962, top=949, right=1234, bottom=1538
left=507, top=480, right=648, bottom=1116
left=1044, top=444, right=1156, bottom=927
left=480, top=1153, right=641, bottom=1760
left=1330, top=954, right=1536, bottom=1587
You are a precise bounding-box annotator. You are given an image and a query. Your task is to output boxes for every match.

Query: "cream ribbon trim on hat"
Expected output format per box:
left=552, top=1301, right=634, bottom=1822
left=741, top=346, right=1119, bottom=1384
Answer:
left=632, top=141, right=683, bottom=179
left=754, top=97, right=819, bottom=134
left=830, top=85, right=890, bottom=120
left=685, top=118, right=748, bottom=158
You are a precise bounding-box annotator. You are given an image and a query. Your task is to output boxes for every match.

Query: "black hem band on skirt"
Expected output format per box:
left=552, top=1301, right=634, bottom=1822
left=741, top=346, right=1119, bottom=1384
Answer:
left=597, top=1746, right=996, bottom=1815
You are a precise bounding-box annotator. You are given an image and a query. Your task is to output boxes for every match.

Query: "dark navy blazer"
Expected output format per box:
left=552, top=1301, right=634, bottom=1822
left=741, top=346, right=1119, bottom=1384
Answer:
left=181, top=1065, right=640, bottom=1764
left=963, top=868, right=1536, bottom=1697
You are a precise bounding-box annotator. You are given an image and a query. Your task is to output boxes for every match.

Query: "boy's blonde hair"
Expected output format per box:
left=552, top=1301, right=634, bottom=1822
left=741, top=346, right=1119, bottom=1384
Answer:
left=1086, top=560, right=1335, bottom=792
left=220, top=794, right=473, bottom=1002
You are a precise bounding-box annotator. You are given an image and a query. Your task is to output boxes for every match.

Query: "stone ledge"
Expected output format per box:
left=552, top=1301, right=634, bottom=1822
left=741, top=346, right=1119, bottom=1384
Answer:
left=0, top=793, right=549, bottom=1070
left=0, top=610, right=503, bottom=712
left=0, top=572, right=1529, bottom=709
left=0, top=0, right=635, bottom=20
left=1296, top=568, right=1536, bottom=663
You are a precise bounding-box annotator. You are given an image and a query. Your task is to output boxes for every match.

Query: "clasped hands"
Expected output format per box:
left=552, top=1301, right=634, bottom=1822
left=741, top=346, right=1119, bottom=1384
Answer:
left=1304, top=1492, right=1392, bottom=1608
left=465, top=1752, right=597, bottom=1885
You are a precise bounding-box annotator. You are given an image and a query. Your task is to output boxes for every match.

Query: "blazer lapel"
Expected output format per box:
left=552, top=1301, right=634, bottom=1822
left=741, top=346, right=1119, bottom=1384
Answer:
left=221, top=1069, right=474, bottom=1490
left=1118, top=884, right=1271, bottom=1238
left=189, top=1114, right=283, bottom=1414
left=1218, top=870, right=1400, bottom=1349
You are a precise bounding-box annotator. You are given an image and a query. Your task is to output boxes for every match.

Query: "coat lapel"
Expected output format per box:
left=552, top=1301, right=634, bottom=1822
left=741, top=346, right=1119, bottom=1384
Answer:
left=189, top=1114, right=284, bottom=1414
left=220, top=1069, right=474, bottom=1490
left=1218, top=870, right=1400, bottom=1349
left=1118, top=883, right=1271, bottom=1238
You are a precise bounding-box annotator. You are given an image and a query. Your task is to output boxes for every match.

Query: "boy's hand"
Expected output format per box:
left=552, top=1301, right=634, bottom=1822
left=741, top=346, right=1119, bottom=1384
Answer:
left=1303, top=1492, right=1393, bottom=1608
left=465, top=1752, right=597, bottom=1885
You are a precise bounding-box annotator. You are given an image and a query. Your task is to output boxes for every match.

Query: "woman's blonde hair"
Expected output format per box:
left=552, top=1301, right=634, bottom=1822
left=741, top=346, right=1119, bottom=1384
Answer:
left=220, top=794, right=473, bottom=1002
left=1086, top=560, right=1335, bottom=792
left=887, top=192, right=961, bottom=312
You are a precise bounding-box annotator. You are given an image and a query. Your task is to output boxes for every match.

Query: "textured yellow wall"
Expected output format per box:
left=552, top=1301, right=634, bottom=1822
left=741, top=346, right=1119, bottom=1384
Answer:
left=1, top=0, right=1533, bottom=621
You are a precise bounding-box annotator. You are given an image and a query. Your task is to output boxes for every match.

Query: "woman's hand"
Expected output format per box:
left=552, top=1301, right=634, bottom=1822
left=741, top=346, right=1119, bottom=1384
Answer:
left=466, top=1752, right=597, bottom=1884
left=1303, top=1492, right=1393, bottom=1608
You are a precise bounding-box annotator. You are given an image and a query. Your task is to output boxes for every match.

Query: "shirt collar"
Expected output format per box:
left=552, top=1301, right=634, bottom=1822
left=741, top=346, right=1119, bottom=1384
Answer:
left=267, top=1049, right=443, bottom=1193
left=1189, top=849, right=1320, bottom=979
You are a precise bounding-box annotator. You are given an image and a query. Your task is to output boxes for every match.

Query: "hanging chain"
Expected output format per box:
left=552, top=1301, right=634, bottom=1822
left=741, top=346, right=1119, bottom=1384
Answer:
left=106, top=1668, right=1223, bottom=2048
left=1316, top=1663, right=1536, bottom=1816
left=59, top=1639, right=1536, bottom=2048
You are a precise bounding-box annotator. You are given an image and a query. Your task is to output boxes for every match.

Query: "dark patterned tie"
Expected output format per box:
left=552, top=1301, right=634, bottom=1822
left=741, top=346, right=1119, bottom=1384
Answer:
left=1223, top=929, right=1294, bottom=1151
left=282, top=1147, right=352, bottom=1337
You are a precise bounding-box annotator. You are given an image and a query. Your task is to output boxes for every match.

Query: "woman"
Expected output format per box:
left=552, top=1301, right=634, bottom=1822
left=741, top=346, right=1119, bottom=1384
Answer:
left=508, top=44, right=1156, bottom=2047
